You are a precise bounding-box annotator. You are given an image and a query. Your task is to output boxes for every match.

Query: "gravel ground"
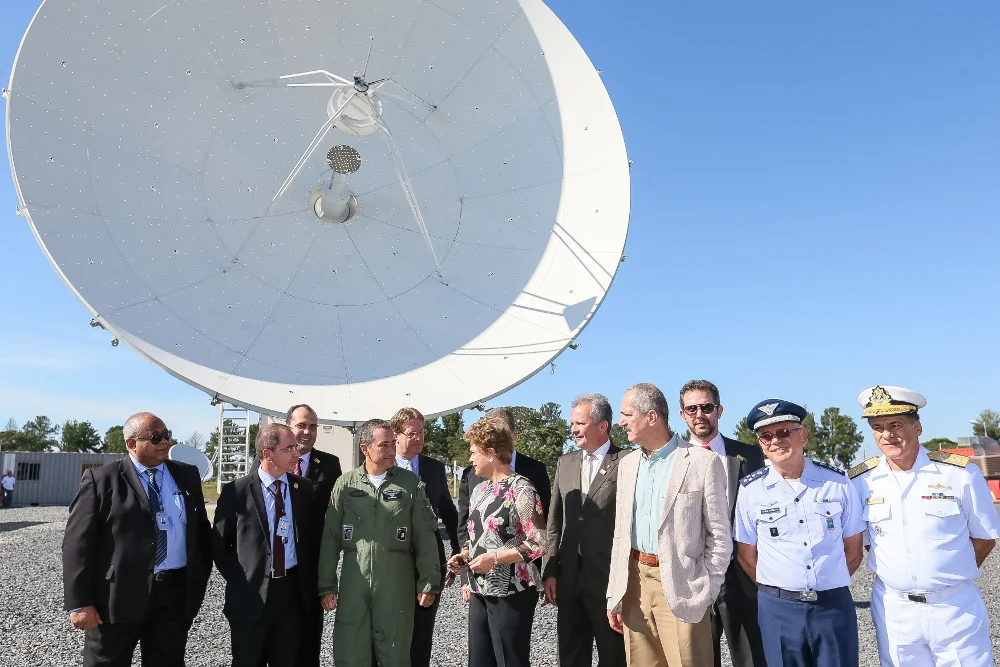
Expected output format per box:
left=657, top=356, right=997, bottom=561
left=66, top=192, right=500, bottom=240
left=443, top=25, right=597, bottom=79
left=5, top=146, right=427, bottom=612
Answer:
left=3, top=505, right=1000, bottom=666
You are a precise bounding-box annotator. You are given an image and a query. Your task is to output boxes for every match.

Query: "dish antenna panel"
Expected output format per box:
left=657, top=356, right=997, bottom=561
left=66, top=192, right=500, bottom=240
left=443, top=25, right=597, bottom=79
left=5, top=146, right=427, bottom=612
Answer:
left=168, top=444, right=214, bottom=482
left=6, top=0, right=630, bottom=423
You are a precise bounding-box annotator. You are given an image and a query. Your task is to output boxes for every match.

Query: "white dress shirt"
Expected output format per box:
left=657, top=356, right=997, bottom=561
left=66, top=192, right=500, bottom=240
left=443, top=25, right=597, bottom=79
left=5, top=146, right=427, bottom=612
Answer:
left=256, top=467, right=297, bottom=571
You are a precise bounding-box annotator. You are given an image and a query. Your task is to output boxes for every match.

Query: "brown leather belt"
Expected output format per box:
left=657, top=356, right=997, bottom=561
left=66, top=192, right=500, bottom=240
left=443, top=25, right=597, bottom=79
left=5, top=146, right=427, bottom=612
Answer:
left=630, top=548, right=659, bottom=566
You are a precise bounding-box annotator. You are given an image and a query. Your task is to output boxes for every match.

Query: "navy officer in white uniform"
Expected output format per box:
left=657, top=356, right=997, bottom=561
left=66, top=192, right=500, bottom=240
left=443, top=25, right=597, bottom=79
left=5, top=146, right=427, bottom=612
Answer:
left=734, top=399, right=865, bottom=667
left=849, top=386, right=1000, bottom=667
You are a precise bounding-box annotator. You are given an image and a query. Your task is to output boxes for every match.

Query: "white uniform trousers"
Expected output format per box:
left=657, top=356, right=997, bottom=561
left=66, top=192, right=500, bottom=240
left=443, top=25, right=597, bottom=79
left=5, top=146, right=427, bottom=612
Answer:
left=872, top=578, right=993, bottom=667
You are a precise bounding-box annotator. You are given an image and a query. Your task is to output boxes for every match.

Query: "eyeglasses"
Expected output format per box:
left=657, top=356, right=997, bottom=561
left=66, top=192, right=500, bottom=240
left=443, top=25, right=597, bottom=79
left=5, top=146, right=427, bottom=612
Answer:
left=757, top=427, right=802, bottom=443
left=137, top=430, right=172, bottom=445
left=683, top=403, right=717, bottom=416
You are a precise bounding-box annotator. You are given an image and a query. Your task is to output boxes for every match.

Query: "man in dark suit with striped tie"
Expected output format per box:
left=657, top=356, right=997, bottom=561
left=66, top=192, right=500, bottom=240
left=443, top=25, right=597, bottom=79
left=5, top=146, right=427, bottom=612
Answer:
left=63, top=412, right=212, bottom=667
left=213, top=423, right=318, bottom=667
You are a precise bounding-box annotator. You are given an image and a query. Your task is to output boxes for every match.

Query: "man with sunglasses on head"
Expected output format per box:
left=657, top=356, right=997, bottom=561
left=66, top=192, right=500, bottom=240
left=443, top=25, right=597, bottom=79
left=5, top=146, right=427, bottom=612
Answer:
left=679, top=381, right=766, bottom=667
left=63, top=412, right=212, bottom=667
left=849, top=386, right=1000, bottom=667
left=734, top=399, right=864, bottom=667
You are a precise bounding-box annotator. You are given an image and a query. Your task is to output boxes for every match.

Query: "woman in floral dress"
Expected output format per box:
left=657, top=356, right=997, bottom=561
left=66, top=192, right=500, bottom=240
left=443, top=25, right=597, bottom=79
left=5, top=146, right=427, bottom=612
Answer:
left=447, top=414, right=546, bottom=667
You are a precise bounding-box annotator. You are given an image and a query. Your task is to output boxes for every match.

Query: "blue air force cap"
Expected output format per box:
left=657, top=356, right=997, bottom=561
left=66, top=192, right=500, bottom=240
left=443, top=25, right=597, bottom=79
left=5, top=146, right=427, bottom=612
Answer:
left=746, top=399, right=808, bottom=432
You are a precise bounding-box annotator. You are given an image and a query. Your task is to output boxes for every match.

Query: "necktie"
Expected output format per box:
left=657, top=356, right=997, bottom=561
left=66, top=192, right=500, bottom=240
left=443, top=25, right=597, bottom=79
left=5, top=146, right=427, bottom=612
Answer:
left=293, top=457, right=303, bottom=477
left=700, top=444, right=712, bottom=451
left=581, top=452, right=592, bottom=499
left=272, top=480, right=285, bottom=577
left=402, top=458, right=412, bottom=472
left=146, top=469, right=168, bottom=566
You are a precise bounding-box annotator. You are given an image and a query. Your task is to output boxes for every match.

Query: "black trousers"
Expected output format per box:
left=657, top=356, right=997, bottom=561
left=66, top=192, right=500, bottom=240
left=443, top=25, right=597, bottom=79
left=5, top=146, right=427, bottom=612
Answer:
left=557, top=585, right=625, bottom=667
left=229, top=570, right=304, bottom=667
left=468, top=588, right=538, bottom=667
left=297, top=598, right=325, bottom=667
left=2, top=489, right=12, bottom=506
left=410, top=586, right=441, bottom=667
left=711, top=561, right=767, bottom=667
left=82, top=574, right=190, bottom=667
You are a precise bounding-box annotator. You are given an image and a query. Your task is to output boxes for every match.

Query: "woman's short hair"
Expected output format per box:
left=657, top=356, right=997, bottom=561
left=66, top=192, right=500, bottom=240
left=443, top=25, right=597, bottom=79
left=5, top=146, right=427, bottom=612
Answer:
left=465, top=415, right=515, bottom=464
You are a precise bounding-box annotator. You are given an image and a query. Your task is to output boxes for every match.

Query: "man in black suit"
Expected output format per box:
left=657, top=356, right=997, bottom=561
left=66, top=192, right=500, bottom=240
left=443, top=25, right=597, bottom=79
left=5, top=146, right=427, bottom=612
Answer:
left=543, top=393, right=626, bottom=667
left=457, top=407, right=551, bottom=599
left=213, top=423, right=317, bottom=667
left=63, top=411, right=212, bottom=667
left=679, top=381, right=767, bottom=667
left=391, top=407, right=460, bottom=667
left=285, top=404, right=342, bottom=666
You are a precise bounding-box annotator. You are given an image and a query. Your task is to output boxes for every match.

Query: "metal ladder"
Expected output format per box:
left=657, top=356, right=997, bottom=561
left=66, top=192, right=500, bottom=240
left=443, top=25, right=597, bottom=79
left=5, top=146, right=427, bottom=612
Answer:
left=217, top=405, right=252, bottom=494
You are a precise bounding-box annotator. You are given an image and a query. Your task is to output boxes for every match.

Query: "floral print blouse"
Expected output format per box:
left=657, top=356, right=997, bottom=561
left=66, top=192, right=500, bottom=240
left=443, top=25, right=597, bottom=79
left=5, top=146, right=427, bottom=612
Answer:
left=467, top=473, right=546, bottom=597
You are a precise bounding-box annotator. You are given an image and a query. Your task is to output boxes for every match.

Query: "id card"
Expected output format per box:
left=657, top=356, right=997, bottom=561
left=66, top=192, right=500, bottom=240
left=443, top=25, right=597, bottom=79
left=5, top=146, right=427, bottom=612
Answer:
left=277, top=517, right=290, bottom=539
left=156, top=512, right=169, bottom=530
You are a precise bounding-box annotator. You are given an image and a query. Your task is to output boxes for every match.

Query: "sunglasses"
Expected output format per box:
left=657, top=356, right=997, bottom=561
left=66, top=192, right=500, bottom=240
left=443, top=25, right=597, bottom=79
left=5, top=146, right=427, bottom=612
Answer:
left=683, top=403, right=717, bottom=416
left=757, top=427, right=802, bottom=443
left=137, top=429, right=172, bottom=445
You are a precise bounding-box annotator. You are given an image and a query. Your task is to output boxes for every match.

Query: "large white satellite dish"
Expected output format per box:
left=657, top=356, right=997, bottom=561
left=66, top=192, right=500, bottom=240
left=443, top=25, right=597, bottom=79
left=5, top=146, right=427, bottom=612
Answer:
left=168, top=443, right=213, bottom=482
left=6, top=0, right=630, bottom=423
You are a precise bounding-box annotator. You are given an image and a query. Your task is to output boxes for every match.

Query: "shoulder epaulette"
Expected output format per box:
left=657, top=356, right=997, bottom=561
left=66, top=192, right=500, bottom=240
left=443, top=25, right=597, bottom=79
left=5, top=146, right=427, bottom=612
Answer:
left=848, top=457, right=880, bottom=479
left=928, top=451, right=969, bottom=468
left=811, top=460, right=845, bottom=476
left=740, top=467, right=768, bottom=487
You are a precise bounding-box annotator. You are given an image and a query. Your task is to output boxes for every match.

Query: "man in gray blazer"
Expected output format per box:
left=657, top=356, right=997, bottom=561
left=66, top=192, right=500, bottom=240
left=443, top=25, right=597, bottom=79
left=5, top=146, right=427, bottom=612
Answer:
left=543, top=393, right=627, bottom=667
left=606, top=383, right=731, bottom=667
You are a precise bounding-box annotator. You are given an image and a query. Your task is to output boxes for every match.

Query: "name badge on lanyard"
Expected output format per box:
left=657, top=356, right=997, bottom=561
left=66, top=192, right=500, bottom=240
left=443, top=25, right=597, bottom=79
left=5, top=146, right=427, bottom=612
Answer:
left=277, top=517, right=290, bottom=541
left=156, top=512, right=169, bottom=530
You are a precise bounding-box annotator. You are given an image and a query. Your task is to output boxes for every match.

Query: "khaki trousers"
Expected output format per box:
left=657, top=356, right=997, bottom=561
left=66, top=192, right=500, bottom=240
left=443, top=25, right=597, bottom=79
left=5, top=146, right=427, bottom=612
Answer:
left=622, top=558, right=713, bottom=667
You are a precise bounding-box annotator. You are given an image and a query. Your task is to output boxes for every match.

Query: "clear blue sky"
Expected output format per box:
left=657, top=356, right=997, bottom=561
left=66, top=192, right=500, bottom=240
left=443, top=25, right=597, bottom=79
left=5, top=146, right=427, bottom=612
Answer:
left=2, top=1, right=997, bottom=461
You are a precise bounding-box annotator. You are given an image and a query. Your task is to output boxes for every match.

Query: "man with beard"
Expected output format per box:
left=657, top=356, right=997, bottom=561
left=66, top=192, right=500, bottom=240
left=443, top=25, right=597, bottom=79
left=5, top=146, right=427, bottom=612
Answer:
left=285, top=404, right=342, bottom=667
left=678, top=381, right=766, bottom=667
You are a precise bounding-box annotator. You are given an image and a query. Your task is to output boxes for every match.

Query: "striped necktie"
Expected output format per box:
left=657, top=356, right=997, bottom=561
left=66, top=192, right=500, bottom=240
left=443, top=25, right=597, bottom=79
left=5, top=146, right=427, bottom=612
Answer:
left=146, top=469, right=168, bottom=566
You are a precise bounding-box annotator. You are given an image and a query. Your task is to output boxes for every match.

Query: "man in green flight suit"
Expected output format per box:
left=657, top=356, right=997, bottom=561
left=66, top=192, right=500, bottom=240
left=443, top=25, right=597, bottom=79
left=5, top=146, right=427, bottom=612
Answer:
left=320, top=418, right=440, bottom=667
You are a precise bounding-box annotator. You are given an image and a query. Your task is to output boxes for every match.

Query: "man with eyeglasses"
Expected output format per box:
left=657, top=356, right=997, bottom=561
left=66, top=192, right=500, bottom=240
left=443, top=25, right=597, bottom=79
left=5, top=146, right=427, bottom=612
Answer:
left=285, top=404, right=342, bottom=667
left=63, top=412, right=213, bottom=667
left=734, top=399, right=864, bottom=667
left=213, top=423, right=319, bottom=667
left=678, top=381, right=766, bottom=667
left=849, top=386, right=1000, bottom=667
left=391, top=406, right=459, bottom=667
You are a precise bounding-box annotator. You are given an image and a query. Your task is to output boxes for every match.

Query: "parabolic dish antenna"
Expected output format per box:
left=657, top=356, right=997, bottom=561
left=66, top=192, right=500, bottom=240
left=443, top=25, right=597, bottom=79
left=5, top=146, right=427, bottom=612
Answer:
left=6, top=0, right=630, bottom=423
left=169, top=443, right=213, bottom=482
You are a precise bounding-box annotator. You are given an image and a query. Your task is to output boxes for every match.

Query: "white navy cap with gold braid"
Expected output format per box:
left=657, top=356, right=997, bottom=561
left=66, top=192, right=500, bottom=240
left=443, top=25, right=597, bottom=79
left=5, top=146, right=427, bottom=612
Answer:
left=858, top=385, right=927, bottom=418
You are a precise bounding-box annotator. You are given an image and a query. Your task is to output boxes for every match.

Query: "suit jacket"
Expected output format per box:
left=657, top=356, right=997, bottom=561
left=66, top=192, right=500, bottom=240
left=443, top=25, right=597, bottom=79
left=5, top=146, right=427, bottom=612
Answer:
left=720, top=436, right=765, bottom=520
left=305, top=450, right=342, bottom=524
left=542, top=444, right=624, bottom=600
left=417, top=455, right=460, bottom=577
left=606, top=438, right=732, bottom=623
left=457, top=451, right=551, bottom=548
left=62, top=456, right=212, bottom=623
left=212, top=471, right=317, bottom=622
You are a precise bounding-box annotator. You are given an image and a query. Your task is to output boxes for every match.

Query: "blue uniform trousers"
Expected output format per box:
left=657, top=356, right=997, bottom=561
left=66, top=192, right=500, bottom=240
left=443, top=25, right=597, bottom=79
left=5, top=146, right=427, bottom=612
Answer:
left=758, top=586, right=858, bottom=667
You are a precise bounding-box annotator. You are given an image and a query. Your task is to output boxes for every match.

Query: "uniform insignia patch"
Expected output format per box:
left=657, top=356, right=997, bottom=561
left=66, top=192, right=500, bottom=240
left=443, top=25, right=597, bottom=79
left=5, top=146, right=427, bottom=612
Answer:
left=349, top=489, right=367, bottom=497
left=343, top=525, right=353, bottom=540
left=758, top=403, right=779, bottom=417
left=811, top=460, right=845, bottom=475
left=928, top=483, right=951, bottom=490
left=848, top=456, right=880, bottom=479
left=315, top=457, right=321, bottom=463
left=826, top=517, right=836, bottom=530
left=760, top=507, right=781, bottom=515
left=396, top=526, right=408, bottom=541
left=769, top=527, right=779, bottom=537
left=866, top=497, right=884, bottom=505
left=928, top=451, right=969, bottom=468
left=383, top=489, right=403, bottom=501
left=740, top=467, right=769, bottom=487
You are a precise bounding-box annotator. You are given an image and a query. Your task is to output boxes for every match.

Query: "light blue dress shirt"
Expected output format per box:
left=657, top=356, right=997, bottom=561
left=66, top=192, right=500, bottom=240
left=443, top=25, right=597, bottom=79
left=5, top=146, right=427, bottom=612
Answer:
left=396, top=453, right=420, bottom=476
left=129, top=455, right=187, bottom=572
left=735, top=459, right=864, bottom=592
left=257, top=467, right=298, bottom=571
left=631, top=434, right=680, bottom=554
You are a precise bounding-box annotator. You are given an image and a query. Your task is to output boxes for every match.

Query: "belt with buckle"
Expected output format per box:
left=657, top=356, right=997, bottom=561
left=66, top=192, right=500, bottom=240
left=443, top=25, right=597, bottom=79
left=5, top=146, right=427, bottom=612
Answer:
left=878, top=579, right=971, bottom=604
left=758, top=584, right=819, bottom=602
left=630, top=549, right=659, bottom=566
left=152, top=567, right=186, bottom=583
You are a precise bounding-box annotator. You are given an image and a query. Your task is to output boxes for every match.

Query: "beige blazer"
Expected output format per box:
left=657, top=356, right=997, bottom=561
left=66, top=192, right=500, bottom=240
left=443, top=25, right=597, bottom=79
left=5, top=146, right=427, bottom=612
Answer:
left=606, top=437, right=731, bottom=623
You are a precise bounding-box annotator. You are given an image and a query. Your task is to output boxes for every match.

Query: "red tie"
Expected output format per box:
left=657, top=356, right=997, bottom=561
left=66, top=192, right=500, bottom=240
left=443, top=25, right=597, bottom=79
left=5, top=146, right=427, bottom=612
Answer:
left=272, top=480, right=285, bottom=577
left=701, top=445, right=712, bottom=451
left=293, top=457, right=303, bottom=477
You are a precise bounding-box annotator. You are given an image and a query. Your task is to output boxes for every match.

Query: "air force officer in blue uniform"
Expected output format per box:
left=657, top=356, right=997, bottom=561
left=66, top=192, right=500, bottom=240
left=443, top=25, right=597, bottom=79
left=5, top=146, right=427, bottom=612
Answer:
left=734, top=400, right=865, bottom=667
